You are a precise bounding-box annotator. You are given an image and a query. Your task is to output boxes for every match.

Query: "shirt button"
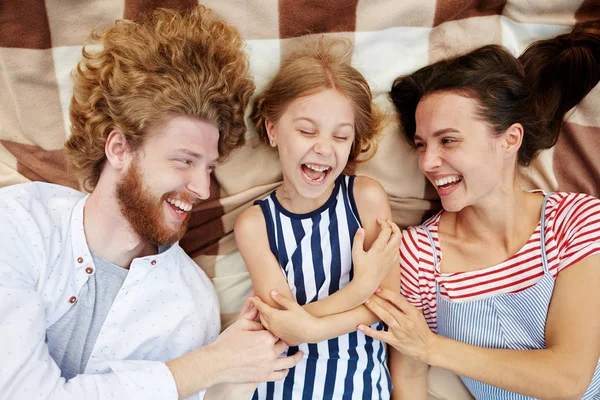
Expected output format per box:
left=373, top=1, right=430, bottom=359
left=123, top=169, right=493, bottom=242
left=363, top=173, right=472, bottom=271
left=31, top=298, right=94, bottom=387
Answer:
left=85, top=267, right=94, bottom=274
left=151, top=260, right=157, bottom=265
left=69, top=296, right=77, bottom=304
left=77, top=257, right=83, bottom=263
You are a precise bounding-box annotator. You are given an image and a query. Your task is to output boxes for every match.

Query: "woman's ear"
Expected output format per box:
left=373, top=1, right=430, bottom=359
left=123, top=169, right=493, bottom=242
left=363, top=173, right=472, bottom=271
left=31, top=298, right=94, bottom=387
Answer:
left=502, top=123, right=524, bottom=158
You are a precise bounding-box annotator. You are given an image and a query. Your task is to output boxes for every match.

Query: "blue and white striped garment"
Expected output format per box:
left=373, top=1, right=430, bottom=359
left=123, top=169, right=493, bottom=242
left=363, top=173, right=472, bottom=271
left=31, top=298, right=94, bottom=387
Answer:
left=423, top=193, right=600, bottom=399
left=252, top=174, right=391, bottom=400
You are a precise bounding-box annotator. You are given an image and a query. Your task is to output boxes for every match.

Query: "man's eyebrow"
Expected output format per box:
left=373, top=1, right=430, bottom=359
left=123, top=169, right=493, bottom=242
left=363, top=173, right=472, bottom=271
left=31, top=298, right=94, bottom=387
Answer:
left=414, top=128, right=460, bottom=140
left=173, top=149, right=202, bottom=158
left=172, top=148, right=222, bottom=164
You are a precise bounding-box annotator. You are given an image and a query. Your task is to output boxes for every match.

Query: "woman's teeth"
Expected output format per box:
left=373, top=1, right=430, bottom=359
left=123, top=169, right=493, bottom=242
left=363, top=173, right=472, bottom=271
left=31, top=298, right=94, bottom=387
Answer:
left=435, top=176, right=462, bottom=188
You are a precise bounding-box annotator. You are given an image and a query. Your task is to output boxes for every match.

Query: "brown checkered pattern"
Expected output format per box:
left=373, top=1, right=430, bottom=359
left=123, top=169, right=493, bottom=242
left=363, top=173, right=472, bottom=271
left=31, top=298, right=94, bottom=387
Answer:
left=1, top=0, right=599, bottom=364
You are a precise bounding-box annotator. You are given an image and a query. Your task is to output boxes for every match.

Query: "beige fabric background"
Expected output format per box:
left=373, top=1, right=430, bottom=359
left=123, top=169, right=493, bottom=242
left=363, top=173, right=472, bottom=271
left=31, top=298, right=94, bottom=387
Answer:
left=1, top=1, right=599, bottom=398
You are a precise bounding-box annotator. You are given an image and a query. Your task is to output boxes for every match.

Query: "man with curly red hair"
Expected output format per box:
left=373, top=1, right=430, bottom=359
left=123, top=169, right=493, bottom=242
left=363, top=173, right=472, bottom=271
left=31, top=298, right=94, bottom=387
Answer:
left=0, top=5, right=301, bottom=399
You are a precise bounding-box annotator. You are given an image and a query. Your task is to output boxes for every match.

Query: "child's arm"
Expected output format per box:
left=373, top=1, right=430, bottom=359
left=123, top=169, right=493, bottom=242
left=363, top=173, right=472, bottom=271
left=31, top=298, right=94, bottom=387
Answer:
left=250, top=290, right=385, bottom=345
left=243, top=177, right=402, bottom=345
left=234, top=205, right=299, bottom=310
left=235, top=195, right=400, bottom=314
left=235, top=208, right=381, bottom=343
left=235, top=205, right=370, bottom=314
left=303, top=176, right=401, bottom=317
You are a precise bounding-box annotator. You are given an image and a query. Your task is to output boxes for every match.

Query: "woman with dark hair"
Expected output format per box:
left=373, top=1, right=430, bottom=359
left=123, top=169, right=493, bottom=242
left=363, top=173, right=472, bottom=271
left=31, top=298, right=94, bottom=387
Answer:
left=358, top=24, right=600, bottom=399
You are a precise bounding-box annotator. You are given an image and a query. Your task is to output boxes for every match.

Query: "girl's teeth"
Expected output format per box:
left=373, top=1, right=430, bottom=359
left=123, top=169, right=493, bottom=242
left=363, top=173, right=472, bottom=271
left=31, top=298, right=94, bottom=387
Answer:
left=305, top=164, right=330, bottom=172
left=302, top=170, right=326, bottom=182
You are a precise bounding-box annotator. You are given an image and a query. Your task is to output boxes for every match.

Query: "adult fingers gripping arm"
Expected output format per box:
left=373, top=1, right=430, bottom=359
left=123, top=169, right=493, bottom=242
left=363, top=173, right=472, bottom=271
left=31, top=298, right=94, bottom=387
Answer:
left=212, top=318, right=303, bottom=384
left=359, top=290, right=436, bottom=361
left=359, top=290, right=433, bottom=400
left=175, top=312, right=303, bottom=400
left=239, top=289, right=256, bottom=317
left=255, top=289, right=398, bottom=346
left=249, top=292, right=319, bottom=345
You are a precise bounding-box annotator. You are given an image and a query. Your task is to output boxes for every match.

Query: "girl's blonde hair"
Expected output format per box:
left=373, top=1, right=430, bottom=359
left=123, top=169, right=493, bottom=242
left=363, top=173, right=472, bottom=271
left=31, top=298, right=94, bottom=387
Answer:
left=251, top=39, right=383, bottom=163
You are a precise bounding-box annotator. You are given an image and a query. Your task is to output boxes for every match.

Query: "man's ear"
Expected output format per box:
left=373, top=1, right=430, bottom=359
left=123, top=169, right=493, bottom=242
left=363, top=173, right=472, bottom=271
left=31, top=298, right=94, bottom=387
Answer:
left=105, top=130, right=132, bottom=170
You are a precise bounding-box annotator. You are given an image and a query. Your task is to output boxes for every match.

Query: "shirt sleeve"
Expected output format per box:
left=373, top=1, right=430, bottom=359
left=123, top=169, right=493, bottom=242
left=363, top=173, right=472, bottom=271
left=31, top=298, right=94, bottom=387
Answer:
left=0, top=210, right=179, bottom=400
left=399, top=227, right=423, bottom=309
left=552, top=193, right=600, bottom=273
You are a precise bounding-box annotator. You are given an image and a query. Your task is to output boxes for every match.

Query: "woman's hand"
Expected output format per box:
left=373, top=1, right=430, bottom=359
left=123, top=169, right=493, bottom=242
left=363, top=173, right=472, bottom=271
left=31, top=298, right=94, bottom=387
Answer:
left=250, top=290, right=322, bottom=346
left=358, top=288, right=437, bottom=364
left=352, top=218, right=402, bottom=297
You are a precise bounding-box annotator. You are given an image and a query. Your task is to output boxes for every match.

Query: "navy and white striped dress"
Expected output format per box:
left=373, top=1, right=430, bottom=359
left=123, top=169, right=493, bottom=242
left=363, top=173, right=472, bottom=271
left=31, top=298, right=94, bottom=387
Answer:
left=252, top=174, right=391, bottom=400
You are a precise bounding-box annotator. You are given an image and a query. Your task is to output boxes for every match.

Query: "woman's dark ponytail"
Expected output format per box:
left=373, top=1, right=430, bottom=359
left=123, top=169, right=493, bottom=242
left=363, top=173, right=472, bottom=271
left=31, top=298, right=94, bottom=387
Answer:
left=391, top=22, right=600, bottom=166
left=519, top=22, right=600, bottom=151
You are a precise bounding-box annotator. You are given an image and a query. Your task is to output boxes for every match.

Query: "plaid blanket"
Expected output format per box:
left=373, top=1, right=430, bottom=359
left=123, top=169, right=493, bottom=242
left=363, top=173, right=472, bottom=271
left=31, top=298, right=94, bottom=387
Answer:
left=1, top=0, right=599, bottom=331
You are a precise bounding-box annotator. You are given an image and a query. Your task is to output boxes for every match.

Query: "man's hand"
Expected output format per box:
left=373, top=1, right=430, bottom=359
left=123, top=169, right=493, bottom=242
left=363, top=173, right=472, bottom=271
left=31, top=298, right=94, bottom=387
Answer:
left=211, top=307, right=303, bottom=384
left=251, top=290, right=321, bottom=346
left=167, top=307, right=303, bottom=399
left=239, top=289, right=257, bottom=319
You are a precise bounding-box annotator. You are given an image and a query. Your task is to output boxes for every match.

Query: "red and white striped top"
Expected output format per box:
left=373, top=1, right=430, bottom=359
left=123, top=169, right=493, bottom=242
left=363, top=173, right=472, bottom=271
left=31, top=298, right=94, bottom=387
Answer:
left=400, top=192, right=600, bottom=332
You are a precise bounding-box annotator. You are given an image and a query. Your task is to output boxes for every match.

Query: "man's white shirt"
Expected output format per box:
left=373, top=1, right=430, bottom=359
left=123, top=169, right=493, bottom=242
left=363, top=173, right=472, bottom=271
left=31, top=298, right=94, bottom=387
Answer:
left=0, top=182, right=220, bottom=399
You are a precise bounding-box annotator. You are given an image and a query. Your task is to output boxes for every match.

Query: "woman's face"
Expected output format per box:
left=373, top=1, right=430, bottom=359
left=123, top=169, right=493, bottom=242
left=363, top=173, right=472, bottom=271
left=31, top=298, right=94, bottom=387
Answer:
left=414, top=92, right=509, bottom=212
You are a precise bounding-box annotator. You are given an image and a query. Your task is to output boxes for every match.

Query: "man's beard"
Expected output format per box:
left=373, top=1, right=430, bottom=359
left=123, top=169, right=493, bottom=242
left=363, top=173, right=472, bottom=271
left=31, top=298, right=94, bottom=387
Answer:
left=116, top=161, right=190, bottom=246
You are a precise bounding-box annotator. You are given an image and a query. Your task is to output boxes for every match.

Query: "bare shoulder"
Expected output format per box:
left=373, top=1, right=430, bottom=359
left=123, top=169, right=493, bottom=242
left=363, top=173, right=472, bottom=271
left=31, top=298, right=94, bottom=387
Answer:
left=352, top=175, right=389, bottom=209
left=234, top=204, right=266, bottom=238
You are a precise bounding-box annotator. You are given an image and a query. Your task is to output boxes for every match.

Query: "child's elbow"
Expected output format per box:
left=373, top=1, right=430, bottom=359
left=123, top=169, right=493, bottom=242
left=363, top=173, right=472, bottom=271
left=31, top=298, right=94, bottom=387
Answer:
left=284, top=339, right=303, bottom=347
